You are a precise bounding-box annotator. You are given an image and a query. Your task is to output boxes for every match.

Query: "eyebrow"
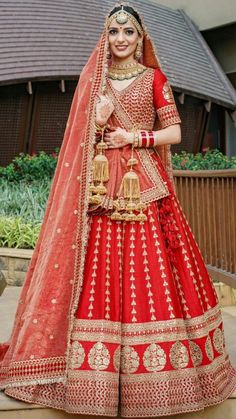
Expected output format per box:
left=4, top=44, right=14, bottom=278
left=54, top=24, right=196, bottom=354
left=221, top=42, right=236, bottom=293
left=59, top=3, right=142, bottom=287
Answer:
left=108, top=26, right=135, bottom=30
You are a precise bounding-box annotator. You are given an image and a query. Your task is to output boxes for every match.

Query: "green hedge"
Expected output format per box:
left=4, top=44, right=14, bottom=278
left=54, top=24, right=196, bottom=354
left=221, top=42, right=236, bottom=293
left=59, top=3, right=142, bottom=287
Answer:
left=172, top=149, right=236, bottom=171
left=1, top=149, right=236, bottom=182
left=0, top=150, right=59, bottom=181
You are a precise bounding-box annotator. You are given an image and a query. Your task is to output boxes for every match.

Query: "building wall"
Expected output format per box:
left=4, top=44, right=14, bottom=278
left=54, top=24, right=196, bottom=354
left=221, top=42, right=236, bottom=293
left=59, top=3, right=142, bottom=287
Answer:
left=152, top=0, right=236, bottom=30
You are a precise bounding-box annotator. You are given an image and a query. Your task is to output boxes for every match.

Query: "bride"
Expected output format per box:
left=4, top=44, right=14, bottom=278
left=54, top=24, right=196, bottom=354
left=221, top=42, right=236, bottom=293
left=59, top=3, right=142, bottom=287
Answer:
left=1, top=3, right=235, bottom=417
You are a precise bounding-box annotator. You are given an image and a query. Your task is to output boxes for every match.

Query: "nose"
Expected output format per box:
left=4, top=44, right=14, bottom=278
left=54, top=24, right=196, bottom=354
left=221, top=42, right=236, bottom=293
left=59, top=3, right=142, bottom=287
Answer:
left=117, top=31, right=125, bottom=43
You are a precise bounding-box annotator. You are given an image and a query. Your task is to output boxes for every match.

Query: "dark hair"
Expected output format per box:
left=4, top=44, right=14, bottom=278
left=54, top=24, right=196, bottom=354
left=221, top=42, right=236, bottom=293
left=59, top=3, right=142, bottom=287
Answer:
left=109, top=5, right=143, bottom=30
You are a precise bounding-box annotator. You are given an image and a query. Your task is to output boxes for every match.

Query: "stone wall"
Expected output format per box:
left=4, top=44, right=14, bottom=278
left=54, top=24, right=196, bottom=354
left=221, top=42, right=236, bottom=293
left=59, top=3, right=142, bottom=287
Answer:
left=0, top=248, right=33, bottom=286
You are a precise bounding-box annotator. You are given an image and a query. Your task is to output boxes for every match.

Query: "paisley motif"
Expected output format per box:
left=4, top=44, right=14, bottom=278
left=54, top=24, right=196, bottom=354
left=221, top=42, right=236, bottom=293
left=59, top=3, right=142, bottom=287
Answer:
left=88, top=342, right=110, bottom=370
left=170, top=341, right=189, bottom=369
left=143, top=343, right=167, bottom=371
left=213, top=328, right=224, bottom=354
left=121, top=345, right=140, bottom=374
left=113, top=346, right=121, bottom=372
left=70, top=341, right=85, bottom=369
left=189, top=341, right=203, bottom=367
left=205, top=335, right=214, bottom=361
left=162, top=81, right=174, bottom=103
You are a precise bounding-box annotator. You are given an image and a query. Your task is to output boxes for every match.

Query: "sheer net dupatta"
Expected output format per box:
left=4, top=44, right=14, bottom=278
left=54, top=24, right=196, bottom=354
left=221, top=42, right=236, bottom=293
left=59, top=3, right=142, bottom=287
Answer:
left=0, top=34, right=108, bottom=388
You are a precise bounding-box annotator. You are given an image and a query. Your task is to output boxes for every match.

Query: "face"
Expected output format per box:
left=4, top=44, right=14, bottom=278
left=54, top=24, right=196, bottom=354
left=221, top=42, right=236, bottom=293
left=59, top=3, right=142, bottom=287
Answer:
left=108, top=18, right=142, bottom=62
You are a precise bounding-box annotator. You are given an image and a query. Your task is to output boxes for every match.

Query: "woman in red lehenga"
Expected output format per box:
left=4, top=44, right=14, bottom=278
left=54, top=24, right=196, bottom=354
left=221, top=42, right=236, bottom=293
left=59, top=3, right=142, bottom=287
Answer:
left=0, top=3, right=236, bottom=417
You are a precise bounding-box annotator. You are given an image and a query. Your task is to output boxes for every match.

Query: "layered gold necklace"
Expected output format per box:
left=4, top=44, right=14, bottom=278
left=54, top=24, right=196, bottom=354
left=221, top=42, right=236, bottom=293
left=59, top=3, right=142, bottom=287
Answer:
left=108, top=61, right=147, bottom=80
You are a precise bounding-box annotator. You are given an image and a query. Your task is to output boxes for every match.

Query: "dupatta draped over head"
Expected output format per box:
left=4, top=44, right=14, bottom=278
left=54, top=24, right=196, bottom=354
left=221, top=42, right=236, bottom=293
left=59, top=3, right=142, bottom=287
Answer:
left=0, top=5, right=174, bottom=388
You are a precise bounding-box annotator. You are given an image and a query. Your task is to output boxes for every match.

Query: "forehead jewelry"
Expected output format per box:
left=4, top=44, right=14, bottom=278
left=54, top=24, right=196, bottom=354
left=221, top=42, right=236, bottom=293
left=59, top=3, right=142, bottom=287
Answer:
left=107, top=5, right=143, bottom=35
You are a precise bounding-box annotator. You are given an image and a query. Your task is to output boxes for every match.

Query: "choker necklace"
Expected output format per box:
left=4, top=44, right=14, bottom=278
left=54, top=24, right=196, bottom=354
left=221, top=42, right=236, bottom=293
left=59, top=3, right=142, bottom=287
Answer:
left=108, top=62, right=147, bottom=80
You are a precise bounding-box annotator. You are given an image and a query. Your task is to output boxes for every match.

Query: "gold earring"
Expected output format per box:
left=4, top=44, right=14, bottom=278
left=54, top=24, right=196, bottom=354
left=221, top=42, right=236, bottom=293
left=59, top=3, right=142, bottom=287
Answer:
left=106, top=49, right=112, bottom=59
left=134, top=40, right=143, bottom=60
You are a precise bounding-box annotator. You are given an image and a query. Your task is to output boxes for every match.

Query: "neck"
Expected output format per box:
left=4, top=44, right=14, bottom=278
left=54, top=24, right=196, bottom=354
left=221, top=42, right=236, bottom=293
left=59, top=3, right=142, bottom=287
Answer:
left=111, top=57, right=137, bottom=66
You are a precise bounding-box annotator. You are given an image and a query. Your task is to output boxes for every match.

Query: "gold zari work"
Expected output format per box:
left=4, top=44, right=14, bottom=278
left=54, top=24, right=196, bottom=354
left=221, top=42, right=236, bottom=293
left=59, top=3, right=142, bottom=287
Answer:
left=162, top=81, right=175, bottom=103
left=88, top=342, right=110, bottom=370
left=170, top=341, right=189, bottom=369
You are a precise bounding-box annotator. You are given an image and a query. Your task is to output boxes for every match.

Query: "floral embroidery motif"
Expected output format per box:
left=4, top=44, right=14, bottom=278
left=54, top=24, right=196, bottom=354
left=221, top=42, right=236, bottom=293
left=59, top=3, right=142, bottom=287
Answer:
left=162, top=81, right=174, bottom=103
left=213, top=328, right=224, bottom=354
left=88, top=342, right=110, bottom=370
left=70, top=341, right=85, bottom=369
left=113, top=346, right=121, bottom=372
left=143, top=343, right=167, bottom=371
left=189, top=341, right=203, bottom=367
left=121, top=346, right=140, bottom=373
left=205, top=335, right=214, bottom=361
left=170, top=341, right=189, bottom=369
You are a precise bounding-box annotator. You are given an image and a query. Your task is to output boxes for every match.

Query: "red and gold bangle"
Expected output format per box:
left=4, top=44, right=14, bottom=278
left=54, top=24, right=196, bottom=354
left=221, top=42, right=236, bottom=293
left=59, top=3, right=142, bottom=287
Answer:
left=148, top=131, right=155, bottom=147
left=139, top=131, right=155, bottom=147
left=140, top=131, right=148, bottom=147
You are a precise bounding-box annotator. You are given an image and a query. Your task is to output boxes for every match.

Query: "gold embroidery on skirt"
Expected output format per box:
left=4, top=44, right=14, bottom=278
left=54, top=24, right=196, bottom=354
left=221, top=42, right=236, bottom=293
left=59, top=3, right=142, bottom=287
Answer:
left=143, top=343, right=167, bottom=371
left=205, top=335, right=214, bottom=361
left=121, top=346, right=140, bottom=373
left=170, top=341, right=189, bottom=369
left=113, top=346, right=121, bottom=372
left=70, top=341, right=85, bottom=369
left=213, top=328, right=224, bottom=354
left=189, top=340, right=203, bottom=367
left=88, top=342, right=110, bottom=370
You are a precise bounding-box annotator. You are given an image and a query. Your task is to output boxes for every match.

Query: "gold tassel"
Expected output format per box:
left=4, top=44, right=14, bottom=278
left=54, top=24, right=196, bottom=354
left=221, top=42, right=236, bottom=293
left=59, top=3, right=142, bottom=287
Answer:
left=122, top=169, right=140, bottom=200
left=89, top=125, right=110, bottom=205
left=93, top=153, right=109, bottom=183
left=110, top=137, right=149, bottom=223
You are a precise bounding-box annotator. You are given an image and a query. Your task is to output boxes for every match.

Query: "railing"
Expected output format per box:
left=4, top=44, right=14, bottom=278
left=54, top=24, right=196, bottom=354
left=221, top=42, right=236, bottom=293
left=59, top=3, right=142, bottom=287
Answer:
left=173, top=169, right=236, bottom=285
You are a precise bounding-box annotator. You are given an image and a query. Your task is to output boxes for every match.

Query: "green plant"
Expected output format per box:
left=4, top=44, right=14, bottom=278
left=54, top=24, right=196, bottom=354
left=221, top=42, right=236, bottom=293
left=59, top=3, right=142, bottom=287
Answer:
left=0, top=217, right=41, bottom=249
left=172, top=149, right=236, bottom=170
left=0, top=179, right=51, bottom=222
left=0, top=149, right=59, bottom=181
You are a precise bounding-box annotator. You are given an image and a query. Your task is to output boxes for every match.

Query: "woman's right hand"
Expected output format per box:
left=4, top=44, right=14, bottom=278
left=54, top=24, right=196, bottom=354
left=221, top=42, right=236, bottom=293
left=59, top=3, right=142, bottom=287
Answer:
left=95, top=94, right=114, bottom=127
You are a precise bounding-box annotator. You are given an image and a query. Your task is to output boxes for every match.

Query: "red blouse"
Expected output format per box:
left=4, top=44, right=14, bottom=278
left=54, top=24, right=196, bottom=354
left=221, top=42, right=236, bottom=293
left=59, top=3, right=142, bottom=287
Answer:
left=153, top=68, right=181, bottom=128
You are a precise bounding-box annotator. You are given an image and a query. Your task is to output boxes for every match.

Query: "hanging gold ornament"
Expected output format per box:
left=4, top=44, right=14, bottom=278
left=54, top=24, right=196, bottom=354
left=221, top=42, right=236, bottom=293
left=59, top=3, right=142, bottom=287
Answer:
left=89, top=125, right=109, bottom=205
left=110, top=131, right=148, bottom=222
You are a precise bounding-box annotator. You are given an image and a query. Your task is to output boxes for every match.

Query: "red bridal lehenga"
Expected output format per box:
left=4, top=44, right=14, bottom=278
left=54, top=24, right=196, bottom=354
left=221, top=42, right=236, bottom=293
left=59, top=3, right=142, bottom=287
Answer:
left=0, top=11, right=236, bottom=418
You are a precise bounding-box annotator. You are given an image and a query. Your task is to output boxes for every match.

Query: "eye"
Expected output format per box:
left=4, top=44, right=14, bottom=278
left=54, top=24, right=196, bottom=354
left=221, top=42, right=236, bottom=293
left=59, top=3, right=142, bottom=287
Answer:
left=109, top=29, right=118, bottom=35
left=125, top=29, right=134, bottom=35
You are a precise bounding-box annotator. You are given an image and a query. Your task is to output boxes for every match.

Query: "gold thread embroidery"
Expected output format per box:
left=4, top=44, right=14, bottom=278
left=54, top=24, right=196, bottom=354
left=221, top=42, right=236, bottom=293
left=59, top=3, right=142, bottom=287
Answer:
left=143, top=343, right=167, bottom=371
left=189, top=340, right=203, bottom=367
left=162, top=81, right=175, bottom=103
left=205, top=335, right=214, bottom=361
left=170, top=341, right=189, bottom=369
left=88, top=342, right=110, bottom=370
left=121, top=346, right=140, bottom=374
left=213, top=328, right=224, bottom=354
left=157, top=104, right=181, bottom=128
left=113, top=346, right=121, bottom=372
left=70, top=341, right=85, bottom=369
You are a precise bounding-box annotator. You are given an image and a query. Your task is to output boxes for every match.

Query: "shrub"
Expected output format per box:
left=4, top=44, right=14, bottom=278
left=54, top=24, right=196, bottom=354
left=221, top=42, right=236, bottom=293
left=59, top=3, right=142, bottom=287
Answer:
left=0, top=149, right=59, bottom=181
left=172, top=149, right=236, bottom=171
left=0, top=217, right=41, bottom=249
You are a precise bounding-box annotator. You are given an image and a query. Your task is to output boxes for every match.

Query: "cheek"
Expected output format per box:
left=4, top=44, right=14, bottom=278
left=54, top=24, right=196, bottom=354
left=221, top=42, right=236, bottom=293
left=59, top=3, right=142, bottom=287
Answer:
left=129, top=36, right=139, bottom=48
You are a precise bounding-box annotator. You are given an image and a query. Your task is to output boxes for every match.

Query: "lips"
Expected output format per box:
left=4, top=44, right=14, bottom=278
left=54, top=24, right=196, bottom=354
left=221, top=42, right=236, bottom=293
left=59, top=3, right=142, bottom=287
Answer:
left=116, top=45, right=128, bottom=51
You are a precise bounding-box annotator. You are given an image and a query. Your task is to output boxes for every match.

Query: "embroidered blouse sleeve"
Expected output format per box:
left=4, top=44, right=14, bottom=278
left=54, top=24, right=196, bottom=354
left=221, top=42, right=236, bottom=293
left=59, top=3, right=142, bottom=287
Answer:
left=153, top=68, right=181, bottom=128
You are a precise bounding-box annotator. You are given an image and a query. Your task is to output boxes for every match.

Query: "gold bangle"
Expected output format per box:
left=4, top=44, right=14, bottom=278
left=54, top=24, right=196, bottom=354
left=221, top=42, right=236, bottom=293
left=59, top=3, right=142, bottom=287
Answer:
left=133, top=130, right=139, bottom=147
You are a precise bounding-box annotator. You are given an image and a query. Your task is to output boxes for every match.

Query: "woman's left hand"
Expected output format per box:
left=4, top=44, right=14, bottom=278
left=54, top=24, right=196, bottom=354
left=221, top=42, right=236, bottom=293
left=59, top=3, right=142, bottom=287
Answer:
left=104, top=127, right=133, bottom=149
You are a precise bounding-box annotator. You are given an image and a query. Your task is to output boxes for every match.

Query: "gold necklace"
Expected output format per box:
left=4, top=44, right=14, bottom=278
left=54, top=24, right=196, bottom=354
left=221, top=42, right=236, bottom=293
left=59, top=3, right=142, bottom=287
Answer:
left=108, top=62, right=147, bottom=80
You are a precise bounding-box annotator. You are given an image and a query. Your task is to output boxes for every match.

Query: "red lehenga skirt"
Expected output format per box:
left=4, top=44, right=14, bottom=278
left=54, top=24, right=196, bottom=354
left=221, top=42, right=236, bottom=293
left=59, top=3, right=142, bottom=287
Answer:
left=6, top=191, right=236, bottom=417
